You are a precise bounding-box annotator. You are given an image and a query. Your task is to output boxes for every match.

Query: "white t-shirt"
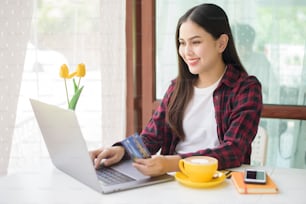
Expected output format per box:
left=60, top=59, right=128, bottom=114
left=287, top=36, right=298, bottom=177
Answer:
left=175, top=79, right=221, bottom=154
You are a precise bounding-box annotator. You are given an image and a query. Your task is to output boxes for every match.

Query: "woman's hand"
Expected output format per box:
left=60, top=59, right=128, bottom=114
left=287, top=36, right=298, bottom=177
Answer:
left=133, top=155, right=181, bottom=176
left=89, top=146, right=125, bottom=168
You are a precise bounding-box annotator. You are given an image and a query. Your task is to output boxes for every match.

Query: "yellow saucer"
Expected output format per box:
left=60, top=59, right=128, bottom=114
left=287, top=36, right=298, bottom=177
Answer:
left=175, top=171, right=226, bottom=188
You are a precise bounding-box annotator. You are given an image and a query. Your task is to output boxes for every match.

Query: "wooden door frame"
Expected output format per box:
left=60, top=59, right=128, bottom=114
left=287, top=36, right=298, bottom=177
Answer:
left=126, top=0, right=306, bottom=134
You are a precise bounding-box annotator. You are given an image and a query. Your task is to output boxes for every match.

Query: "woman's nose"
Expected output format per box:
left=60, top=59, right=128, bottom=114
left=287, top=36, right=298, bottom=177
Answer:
left=184, top=44, right=193, bottom=56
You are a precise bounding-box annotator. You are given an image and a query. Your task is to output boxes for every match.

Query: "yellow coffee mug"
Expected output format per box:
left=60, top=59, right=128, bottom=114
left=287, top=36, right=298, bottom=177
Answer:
left=179, top=156, right=218, bottom=183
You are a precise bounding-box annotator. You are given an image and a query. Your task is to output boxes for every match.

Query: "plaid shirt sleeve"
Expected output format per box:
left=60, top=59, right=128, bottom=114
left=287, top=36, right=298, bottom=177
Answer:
left=179, top=65, right=263, bottom=170
left=140, top=81, right=177, bottom=155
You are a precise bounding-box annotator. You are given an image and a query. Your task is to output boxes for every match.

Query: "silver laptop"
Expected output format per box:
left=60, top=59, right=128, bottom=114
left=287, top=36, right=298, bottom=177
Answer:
left=30, top=99, right=173, bottom=194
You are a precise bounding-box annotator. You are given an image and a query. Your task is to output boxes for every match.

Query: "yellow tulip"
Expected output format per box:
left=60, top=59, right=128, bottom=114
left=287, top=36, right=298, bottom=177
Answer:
left=59, top=64, right=69, bottom=78
left=59, top=63, right=86, bottom=110
left=76, top=63, right=86, bottom=77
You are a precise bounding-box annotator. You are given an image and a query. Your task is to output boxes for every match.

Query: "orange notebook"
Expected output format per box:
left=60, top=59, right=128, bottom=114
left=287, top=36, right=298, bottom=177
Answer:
left=231, top=171, right=278, bottom=194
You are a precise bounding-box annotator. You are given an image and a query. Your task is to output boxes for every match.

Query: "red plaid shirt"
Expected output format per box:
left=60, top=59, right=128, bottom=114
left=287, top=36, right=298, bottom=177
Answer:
left=140, top=64, right=262, bottom=170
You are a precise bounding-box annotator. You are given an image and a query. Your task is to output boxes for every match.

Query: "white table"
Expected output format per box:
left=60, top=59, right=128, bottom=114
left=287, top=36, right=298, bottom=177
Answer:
left=1, top=159, right=306, bottom=204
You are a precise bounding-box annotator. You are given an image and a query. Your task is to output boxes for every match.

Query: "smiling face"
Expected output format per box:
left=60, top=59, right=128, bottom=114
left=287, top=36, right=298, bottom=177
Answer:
left=178, top=20, right=227, bottom=78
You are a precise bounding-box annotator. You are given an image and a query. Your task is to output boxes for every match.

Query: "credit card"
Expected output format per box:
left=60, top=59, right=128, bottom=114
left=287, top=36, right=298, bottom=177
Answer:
left=121, top=133, right=151, bottom=160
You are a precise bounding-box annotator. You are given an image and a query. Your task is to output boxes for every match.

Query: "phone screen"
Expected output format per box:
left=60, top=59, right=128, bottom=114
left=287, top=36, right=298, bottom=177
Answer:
left=244, top=169, right=266, bottom=184
left=247, top=170, right=264, bottom=179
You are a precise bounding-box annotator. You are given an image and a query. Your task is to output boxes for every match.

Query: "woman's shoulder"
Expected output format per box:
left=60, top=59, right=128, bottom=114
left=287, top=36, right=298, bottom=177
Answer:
left=167, top=78, right=177, bottom=91
left=158, top=78, right=177, bottom=101
left=224, top=64, right=261, bottom=87
left=223, top=65, right=262, bottom=106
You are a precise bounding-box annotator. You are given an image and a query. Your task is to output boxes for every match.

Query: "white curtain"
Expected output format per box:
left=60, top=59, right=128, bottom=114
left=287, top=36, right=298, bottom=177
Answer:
left=0, top=0, right=33, bottom=175
left=2, top=0, right=126, bottom=175
left=100, top=0, right=126, bottom=146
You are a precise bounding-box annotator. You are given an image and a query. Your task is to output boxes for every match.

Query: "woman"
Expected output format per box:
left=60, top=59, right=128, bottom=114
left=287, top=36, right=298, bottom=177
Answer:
left=90, top=3, right=262, bottom=176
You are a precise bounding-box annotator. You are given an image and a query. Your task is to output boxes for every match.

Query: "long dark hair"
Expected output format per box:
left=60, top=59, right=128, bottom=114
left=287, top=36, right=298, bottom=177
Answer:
left=166, top=3, right=246, bottom=140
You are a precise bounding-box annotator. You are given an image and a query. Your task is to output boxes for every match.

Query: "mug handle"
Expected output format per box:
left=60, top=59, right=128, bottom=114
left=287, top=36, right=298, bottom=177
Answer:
left=178, top=159, right=189, bottom=177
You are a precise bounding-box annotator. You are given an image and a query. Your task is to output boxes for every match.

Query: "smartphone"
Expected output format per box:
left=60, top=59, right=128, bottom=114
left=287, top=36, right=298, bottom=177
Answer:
left=244, top=169, right=267, bottom=184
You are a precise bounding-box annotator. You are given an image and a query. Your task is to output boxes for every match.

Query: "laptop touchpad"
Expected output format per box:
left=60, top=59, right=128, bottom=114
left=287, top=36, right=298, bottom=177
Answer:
left=111, top=160, right=149, bottom=180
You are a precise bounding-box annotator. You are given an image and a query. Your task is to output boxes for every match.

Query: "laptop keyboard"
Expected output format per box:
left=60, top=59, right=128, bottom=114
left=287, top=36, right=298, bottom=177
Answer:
left=96, top=166, right=135, bottom=185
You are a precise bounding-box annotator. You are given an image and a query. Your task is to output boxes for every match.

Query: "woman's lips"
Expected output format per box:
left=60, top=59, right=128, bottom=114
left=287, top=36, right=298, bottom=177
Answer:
left=186, top=58, right=199, bottom=66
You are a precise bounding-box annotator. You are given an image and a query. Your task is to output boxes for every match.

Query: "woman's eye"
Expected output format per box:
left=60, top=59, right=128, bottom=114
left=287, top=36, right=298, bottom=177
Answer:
left=192, top=41, right=201, bottom=44
left=179, top=41, right=185, bottom=46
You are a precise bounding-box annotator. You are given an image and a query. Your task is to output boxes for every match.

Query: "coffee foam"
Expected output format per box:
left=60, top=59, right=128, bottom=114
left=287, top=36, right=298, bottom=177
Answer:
left=186, top=156, right=217, bottom=165
left=190, top=158, right=210, bottom=164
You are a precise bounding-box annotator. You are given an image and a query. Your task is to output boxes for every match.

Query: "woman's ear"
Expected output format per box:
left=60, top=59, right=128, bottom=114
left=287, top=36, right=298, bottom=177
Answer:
left=217, top=34, right=229, bottom=53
